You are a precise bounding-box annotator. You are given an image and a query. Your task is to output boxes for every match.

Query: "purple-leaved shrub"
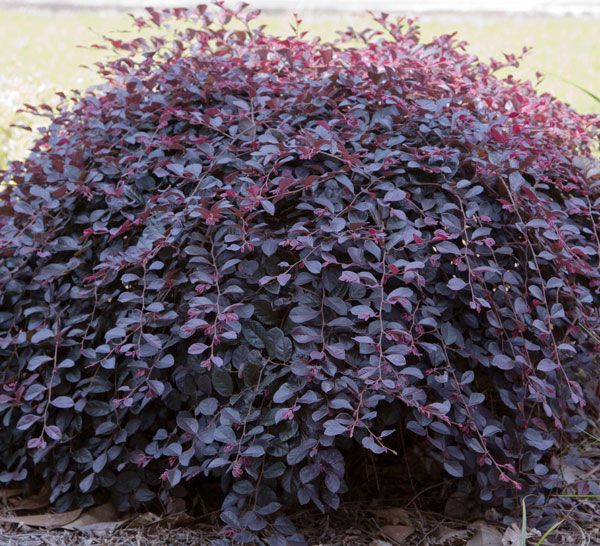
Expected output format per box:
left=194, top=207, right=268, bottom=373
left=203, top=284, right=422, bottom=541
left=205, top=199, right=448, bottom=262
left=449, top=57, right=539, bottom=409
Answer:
left=0, top=4, right=599, bottom=544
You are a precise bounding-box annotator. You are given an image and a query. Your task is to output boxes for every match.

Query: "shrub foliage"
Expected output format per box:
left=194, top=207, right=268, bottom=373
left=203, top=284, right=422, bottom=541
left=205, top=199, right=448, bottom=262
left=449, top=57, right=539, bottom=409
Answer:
left=0, top=4, right=599, bottom=543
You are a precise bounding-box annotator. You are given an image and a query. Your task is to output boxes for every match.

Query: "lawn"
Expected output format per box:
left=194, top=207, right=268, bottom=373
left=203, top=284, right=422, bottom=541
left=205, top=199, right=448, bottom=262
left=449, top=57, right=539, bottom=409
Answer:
left=0, top=9, right=599, bottom=165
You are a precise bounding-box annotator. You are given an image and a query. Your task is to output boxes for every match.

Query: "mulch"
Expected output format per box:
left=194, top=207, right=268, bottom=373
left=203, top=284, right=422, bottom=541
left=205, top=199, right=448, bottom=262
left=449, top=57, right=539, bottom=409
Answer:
left=2, top=491, right=599, bottom=545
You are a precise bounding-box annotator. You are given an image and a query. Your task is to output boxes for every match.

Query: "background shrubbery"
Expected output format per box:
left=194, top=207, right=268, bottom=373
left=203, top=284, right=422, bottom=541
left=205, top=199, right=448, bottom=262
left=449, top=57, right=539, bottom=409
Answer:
left=0, top=4, right=598, bottom=544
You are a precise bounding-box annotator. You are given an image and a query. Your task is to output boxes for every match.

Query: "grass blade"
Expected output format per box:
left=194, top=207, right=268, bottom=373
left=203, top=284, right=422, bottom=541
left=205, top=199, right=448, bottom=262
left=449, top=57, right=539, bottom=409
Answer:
left=520, top=499, right=527, bottom=546
left=548, top=73, right=600, bottom=104
left=535, top=520, right=564, bottom=546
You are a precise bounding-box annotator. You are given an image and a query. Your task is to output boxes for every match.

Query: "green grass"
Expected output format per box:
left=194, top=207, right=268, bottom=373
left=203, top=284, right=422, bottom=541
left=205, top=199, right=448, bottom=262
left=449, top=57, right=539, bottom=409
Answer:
left=1, top=9, right=598, bottom=164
